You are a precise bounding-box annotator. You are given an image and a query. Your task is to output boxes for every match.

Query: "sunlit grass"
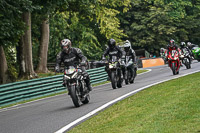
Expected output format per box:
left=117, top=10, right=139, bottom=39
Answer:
left=69, top=72, right=200, bottom=133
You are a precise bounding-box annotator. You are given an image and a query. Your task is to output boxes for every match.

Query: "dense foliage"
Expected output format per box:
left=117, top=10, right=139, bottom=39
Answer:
left=0, top=0, right=200, bottom=83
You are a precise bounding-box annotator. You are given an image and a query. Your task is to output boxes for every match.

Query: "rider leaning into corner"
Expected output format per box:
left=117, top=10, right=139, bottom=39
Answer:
left=122, top=40, right=137, bottom=81
left=102, top=38, right=125, bottom=79
left=55, top=39, right=92, bottom=92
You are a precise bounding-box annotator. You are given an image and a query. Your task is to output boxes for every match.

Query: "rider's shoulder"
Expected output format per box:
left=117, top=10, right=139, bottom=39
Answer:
left=72, top=47, right=83, bottom=54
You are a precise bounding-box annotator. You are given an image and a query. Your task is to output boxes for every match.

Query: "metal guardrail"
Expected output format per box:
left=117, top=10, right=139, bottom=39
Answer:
left=0, top=67, right=107, bottom=107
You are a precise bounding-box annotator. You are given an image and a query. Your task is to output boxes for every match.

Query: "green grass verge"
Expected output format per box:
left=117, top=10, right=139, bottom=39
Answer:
left=68, top=72, right=200, bottom=133
left=0, top=70, right=148, bottom=109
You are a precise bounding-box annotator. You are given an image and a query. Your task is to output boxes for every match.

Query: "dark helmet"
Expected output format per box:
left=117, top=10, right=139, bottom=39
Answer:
left=61, top=39, right=71, bottom=53
left=124, top=40, right=131, bottom=52
left=108, top=39, right=116, bottom=49
left=169, top=39, right=175, bottom=47
left=180, top=42, right=186, bottom=48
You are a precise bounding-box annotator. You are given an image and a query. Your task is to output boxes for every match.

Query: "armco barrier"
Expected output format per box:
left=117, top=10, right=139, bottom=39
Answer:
left=0, top=67, right=107, bottom=107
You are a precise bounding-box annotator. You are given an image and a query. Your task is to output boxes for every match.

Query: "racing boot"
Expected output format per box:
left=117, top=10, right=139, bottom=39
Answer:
left=85, top=78, right=92, bottom=91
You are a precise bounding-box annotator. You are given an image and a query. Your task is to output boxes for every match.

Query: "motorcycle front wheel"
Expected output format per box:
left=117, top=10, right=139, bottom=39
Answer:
left=117, top=69, right=122, bottom=88
left=130, top=69, right=135, bottom=84
left=125, top=69, right=129, bottom=85
left=172, top=62, right=177, bottom=75
left=69, top=85, right=81, bottom=107
left=185, top=58, right=190, bottom=69
left=111, top=71, right=117, bottom=89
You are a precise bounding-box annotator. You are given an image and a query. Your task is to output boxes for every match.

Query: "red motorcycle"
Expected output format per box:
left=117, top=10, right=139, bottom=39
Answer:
left=167, top=50, right=181, bottom=75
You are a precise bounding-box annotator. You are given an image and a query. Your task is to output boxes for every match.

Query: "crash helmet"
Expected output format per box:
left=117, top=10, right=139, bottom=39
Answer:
left=187, top=42, right=192, bottom=49
left=169, top=39, right=175, bottom=47
left=160, top=48, right=165, bottom=53
left=180, top=42, right=186, bottom=48
left=61, top=39, right=71, bottom=53
left=108, top=39, right=116, bottom=49
left=124, top=40, right=131, bottom=52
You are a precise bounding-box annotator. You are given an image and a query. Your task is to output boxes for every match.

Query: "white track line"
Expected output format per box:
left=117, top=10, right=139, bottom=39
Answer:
left=55, top=70, right=200, bottom=133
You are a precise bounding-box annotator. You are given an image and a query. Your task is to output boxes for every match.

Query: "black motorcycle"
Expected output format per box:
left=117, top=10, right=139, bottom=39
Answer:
left=63, top=65, right=90, bottom=107
left=181, top=48, right=191, bottom=69
left=105, top=56, right=123, bottom=89
left=124, top=56, right=136, bottom=84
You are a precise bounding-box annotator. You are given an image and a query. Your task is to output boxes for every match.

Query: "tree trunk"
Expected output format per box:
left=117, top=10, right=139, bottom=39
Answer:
left=19, top=12, right=37, bottom=79
left=0, top=46, right=9, bottom=84
left=36, top=17, right=49, bottom=73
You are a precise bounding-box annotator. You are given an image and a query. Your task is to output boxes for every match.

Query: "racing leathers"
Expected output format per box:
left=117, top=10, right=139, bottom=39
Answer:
left=102, top=46, right=125, bottom=78
left=55, top=47, right=92, bottom=91
left=165, top=44, right=181, bottom=60
left=123, top=48, right=137, bottom=81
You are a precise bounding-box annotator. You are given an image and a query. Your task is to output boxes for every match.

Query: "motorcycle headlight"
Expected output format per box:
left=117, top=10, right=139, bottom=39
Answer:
left=109, top=64, right=113, bottom=68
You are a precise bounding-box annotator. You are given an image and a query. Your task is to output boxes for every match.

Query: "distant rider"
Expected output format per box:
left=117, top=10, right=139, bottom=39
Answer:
left=55, top=39, right=92, bottom=91
left=165, top=39, right=181, bottom=60
left=102, top=38, right=125, bottom=78
left=122, top=40, right=137, bottom=82
left=180, top=42, right=193, bottom=57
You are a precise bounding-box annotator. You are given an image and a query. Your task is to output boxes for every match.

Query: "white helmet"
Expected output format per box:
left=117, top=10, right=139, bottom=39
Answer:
left=124, top=40, right=131, bottom=52
left=61, top=39, right=71, bottom=53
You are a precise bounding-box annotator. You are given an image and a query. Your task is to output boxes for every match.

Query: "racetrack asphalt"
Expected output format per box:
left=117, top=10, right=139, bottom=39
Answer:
left=0, top=61, right=199, bottom=133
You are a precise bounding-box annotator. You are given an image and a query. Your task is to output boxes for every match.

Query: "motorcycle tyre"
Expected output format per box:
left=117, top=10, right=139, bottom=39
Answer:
left=125, top=70, right=129, bottom=85
left=172, top=62, right=176, bottom=75
left=129, top=69, right=135, bottom=84
left=69, top=85, right=81, bottom=107
left=111, top=71, right=117, bottom=89
left=82, top=94, right=90, bottom=104
left=117, top=70, right=122, bottom=88
left=185, top=58, right=190, bottom=69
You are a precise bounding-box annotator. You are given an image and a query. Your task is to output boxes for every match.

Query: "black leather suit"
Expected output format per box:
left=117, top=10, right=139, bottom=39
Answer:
left=55, top=47, right=92, bottom=90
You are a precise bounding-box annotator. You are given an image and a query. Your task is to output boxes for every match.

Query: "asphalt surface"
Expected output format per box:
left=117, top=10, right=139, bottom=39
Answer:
left=0, top=61, right=199, bottom=133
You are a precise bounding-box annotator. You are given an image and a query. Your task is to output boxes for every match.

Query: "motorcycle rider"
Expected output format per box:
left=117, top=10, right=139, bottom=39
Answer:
left=165, top=39, right=181, bottom=60
left=55, top=39, right=92, bottom=92
left=102, top=38, right=125, bottom=79
left=180, top=42, right=193, bottom=57
left=122, top=40, right=137, bottom=82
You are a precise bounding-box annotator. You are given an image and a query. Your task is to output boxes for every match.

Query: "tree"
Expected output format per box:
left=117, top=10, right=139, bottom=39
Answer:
left=35, top=17, right=49, bottom=73
left=0, top=46, right=9, bottom=84
left=19, top=12, right=37, bottom=79
left=119, top=0, right=199, bottom=55
left=0, top=0, right=33, bottom=83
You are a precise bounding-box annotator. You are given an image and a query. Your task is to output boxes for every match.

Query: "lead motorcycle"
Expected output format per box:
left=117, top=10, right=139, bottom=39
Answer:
left=167, top=50, right=181, bottom=75
left=104, top=56, right=123, bottom=89
left=62, top=65, right=90, bottom=107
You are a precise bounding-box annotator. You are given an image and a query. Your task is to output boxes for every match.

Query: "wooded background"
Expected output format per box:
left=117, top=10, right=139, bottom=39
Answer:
left=0, top=0, right=200, bottom=84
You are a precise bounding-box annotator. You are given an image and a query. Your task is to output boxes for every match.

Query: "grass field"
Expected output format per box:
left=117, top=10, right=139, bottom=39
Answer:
left=69, top=72, right=200, bottom=133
